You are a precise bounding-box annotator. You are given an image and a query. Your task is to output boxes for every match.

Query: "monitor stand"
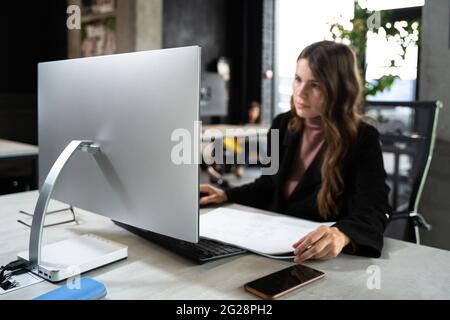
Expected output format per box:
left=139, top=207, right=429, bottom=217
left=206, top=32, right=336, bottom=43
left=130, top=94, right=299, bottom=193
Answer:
left=17, top=140, right=128, bottom=282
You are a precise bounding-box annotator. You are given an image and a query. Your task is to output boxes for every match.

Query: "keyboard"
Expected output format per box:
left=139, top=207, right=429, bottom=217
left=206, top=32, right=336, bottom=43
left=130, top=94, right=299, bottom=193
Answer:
left=113, top=221, right=246, bottom=264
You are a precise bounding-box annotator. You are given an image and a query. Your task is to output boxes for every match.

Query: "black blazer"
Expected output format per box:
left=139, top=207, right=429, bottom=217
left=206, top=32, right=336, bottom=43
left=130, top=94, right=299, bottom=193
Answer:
left=225, top=111, right=392, bottom=258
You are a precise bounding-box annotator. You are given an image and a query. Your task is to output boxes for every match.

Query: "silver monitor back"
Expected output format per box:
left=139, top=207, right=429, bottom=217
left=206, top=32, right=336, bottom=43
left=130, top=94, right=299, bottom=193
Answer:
left=38, top=46, right=200, bottom=243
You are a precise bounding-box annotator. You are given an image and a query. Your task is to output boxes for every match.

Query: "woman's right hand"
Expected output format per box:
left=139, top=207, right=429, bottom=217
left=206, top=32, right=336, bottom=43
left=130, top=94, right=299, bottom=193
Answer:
left=199, top=184, right=228, bottom=206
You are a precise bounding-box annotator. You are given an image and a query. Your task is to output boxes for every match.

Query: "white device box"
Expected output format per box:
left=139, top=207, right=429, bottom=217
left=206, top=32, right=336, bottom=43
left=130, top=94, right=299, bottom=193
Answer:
left=18, top=234, right=128, bottom=282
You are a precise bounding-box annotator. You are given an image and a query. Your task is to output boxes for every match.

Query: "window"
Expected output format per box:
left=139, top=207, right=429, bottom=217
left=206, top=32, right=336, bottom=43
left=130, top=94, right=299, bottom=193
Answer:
left=274, top=0, right=354, bottom=116
left=364, top=0, right=424, bottom=101
left=273, top=0, right=425, bottom=118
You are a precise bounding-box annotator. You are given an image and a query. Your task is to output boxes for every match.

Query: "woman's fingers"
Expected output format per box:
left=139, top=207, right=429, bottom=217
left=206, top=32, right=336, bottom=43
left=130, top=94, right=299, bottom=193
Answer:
left=292, top=235, right=307, bottom=248
left=199, top=184, right=215, bottom=205
left=199, top=184, right=227, bottom=206
left=293, top=227, right=351, bottom=262
left=309, top=243, right=334, bottom=260
left=295, top=237, right=331, bottom=262
left=294, top=227, right=328, bottom=255
left=199, top=194, right=219, bottom=206
left=200, top=184, right=214, bottom=194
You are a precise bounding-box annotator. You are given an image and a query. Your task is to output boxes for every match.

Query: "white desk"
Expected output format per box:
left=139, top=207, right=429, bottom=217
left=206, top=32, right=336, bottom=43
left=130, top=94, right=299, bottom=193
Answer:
left=0, top=191, right=449, bottom=300
left=0, top=139, right=38, bottom=159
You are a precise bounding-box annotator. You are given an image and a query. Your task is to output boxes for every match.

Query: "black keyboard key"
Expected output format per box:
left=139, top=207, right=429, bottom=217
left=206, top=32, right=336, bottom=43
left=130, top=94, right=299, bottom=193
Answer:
left=113, top=220, right=247, bottom=263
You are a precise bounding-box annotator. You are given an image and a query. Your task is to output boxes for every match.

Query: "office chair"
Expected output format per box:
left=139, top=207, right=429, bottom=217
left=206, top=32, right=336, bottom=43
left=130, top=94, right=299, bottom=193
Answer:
left=364, top=100, right=443, bottom=244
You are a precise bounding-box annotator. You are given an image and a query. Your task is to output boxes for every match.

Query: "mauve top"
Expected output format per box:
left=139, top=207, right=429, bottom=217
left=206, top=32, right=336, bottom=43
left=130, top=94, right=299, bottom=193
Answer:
left=284, top=116, right=325, bottom=199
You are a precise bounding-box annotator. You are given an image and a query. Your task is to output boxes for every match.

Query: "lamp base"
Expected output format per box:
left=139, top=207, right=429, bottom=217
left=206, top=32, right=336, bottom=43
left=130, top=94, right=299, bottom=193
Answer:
left=17, top=234, right=127, bottom=282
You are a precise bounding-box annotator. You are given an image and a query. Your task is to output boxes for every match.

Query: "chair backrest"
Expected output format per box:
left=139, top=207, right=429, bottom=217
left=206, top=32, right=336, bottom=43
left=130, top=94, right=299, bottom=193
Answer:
left=363, top=101, right=442, bottom=214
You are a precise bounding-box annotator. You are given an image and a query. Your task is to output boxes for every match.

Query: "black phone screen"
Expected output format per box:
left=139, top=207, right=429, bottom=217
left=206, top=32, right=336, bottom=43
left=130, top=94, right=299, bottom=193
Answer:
left=245, top=264, right=325, bottom=299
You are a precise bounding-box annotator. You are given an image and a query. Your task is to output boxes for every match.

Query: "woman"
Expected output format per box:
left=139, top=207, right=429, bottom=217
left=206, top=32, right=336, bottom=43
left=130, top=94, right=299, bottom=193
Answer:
left=200, top=41, right=391, bottom=263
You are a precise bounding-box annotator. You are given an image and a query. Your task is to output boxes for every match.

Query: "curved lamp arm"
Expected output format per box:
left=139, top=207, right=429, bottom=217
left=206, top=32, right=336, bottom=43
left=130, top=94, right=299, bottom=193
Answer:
left=28, top=140, right=100, bottom=267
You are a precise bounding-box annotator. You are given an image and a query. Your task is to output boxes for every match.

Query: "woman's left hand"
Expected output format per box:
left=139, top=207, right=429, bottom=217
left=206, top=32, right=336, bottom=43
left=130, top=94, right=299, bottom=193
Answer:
left=292, top=226, right=351, bottom=263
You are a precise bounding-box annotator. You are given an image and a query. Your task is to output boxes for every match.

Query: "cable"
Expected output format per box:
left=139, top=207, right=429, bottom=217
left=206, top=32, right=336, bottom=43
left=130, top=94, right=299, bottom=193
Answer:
left=0, top=260, right=28, bottom=285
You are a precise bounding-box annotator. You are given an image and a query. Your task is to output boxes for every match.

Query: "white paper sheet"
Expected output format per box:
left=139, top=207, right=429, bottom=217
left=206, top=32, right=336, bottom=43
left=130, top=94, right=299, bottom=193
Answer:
left=200, top=207, right=334, bottom=255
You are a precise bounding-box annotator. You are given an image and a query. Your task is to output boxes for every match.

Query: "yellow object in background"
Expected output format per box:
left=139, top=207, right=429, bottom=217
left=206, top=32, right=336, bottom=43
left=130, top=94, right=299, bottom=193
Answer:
left=223, top=137, right=243, bottom=154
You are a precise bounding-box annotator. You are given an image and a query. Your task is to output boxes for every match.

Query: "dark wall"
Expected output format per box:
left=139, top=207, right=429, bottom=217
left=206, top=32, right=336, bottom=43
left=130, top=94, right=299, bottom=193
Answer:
left=163, top=0, right=228, bottom=72
left=0, top=1, right=67, bottom=94
left=227, top=0, right=263, bottom=124
left=0, top=94, right=37, bottom=145
left=163, top=0, right=263, bottom=124
left=0, top=1, right=67, bottom=144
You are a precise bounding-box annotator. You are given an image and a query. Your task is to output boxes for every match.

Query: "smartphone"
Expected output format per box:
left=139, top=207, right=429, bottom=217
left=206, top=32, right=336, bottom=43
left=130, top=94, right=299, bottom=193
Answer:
left=244, top=264, right=325, bottom=300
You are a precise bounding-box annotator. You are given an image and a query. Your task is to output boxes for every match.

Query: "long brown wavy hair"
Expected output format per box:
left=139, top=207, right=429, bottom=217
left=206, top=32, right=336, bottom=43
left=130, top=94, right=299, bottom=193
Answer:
left=288, top=40, right=367, bottom=220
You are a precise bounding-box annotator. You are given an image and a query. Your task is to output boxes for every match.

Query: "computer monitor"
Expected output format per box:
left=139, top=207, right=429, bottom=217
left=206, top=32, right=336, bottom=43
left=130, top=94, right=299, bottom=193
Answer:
left=38, top=46, right=200, bottom=243
left=199, top=72, right=227, bottom=117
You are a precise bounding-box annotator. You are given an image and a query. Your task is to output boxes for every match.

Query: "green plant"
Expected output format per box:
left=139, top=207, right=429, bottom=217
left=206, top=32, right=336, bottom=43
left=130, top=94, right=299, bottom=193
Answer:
left=329, top=1, right=421, bottom=97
